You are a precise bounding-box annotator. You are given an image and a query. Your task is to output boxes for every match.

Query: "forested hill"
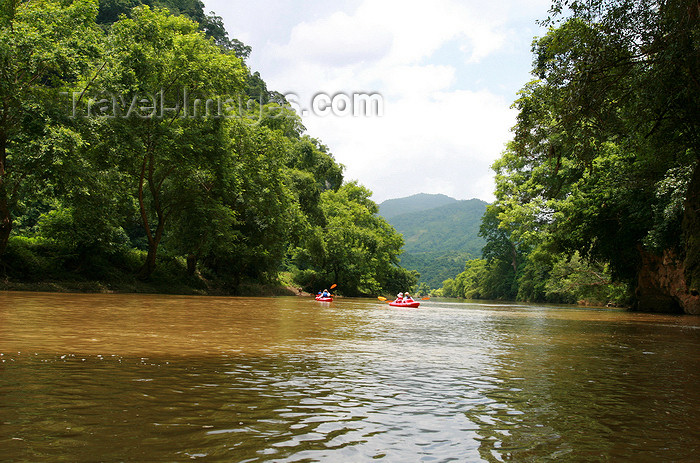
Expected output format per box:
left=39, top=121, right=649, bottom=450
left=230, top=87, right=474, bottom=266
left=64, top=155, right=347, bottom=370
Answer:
left=378, top=193, right=458, bottom=219
left=379, top=195, right=488, bottom=288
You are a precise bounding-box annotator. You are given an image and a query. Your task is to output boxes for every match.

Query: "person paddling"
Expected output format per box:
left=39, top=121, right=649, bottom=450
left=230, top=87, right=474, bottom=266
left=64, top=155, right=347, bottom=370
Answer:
left=402, top=292, right=414, bottom=303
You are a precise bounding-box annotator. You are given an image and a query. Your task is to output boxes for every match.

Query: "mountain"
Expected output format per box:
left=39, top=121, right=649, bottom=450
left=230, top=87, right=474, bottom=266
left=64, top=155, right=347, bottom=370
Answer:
left=378, top=193, right=458, bottom=219
left=378, top=194, right=488, bottom=288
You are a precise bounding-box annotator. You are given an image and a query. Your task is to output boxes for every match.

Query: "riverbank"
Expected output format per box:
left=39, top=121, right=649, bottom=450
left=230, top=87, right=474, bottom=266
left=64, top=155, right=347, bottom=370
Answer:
left=0, top=238, right=309, bottom=297
left=0, top=279, right=299, bottom=297
left=2, top=229, right=352, bottom=299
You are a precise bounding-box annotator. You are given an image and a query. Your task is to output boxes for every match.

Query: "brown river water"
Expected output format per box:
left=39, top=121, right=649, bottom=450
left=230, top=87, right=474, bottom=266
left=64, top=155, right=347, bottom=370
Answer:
left=1, top=291, right=699, bottom=462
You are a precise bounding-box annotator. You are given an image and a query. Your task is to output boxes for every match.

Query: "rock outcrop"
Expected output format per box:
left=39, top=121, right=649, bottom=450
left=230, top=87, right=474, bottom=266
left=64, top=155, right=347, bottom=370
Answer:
left=682, top=162, right=700, bottom=305
left=636, top=163, right=700, bottom=315
left=635, top=249, right=700, bottom=314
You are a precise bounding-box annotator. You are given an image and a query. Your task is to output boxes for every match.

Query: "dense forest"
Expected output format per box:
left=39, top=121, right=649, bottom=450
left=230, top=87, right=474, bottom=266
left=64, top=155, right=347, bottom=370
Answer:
left=0, top=0, right=417, bottom=296
left=378, top=195, right=487, bottom=289
left=437, top=0, right=699, bottom=314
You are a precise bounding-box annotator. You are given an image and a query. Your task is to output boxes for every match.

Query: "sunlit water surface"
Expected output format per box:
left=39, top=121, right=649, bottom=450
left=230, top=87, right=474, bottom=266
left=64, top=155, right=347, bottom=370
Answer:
left=1, top=292, right=699, bottom=462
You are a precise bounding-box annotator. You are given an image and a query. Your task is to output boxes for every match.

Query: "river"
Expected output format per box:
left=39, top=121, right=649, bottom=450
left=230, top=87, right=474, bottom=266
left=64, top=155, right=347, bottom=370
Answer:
left=1, top=292, right=699, bottom=462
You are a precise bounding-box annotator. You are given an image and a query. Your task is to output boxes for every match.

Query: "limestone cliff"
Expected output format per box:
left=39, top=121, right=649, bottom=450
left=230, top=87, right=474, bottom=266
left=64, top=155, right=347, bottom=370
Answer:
left=636, top=163, right=700, bottom=315
left=682, top=162, right=700, bottom=304
left=635, top=249, right=700, bottom=314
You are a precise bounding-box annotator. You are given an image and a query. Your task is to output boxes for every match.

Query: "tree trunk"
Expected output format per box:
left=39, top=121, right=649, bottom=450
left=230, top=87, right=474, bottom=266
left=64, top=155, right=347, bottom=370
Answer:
left=138, top=210, right=165, bottom=280
left=137, top=148, right=168, bottom=280
left=187, top=254, right=197, bottom=276
left=139, top=244, right=158, bottom=280
left=0, top=194, right=11, bottom=256
left=0, top=135, right=11, bottom=255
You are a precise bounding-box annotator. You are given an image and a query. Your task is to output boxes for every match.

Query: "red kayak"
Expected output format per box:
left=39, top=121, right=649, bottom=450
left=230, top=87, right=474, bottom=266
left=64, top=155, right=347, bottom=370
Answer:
left=315, top=296, right=333, bottom=302
left=389, top=300, right=420, bottom=308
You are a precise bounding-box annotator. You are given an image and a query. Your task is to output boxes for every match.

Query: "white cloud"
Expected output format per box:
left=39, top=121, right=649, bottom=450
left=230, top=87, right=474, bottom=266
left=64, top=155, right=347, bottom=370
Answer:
left=377, top=64, right=456, bottom=97
left=202, top=0, right=550, bottom=202
left=277, top=11, right=392, bottom=66
left=305, top=88, right=515, bottom=202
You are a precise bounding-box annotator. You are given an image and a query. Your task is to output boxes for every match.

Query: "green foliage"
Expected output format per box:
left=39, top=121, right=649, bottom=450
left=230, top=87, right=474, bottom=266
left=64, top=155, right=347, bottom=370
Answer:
left=438, top=259, right=488, bottom=299
left=438, top=249, right=630, bottom=305
left=533, top=0, right=699, bottom=267
left=542, top=252, right=631, bottom=306
left=291, top=182, right=415, bottom=296
left=457, top=0, right=699, bottom=309
left=379, top=196, right=487, bottom=288
left=84, top=5, right=247, bottom=278
left=0, top=1, right=416, bottom=296
left=389, top=199, right=487, bottom=254
left=96, top=0, right=142, bottom=23
left=414, top=282, right=431, bottom=297
left=2, top=236, right=60, bottom=281
left=287, top=136, right=344, bottom=191
left=399, top=251, right=473, bottom=289
left=215, top=121, right=298, bottom=282
left=643, top=164, right=695, bottom=252
left=38, top=206, right=130, bottom=255
left=0, top=0, right=102, bottom=253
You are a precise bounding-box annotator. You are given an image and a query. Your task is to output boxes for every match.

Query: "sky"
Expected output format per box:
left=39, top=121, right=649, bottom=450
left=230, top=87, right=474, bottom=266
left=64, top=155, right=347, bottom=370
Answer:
left=202, top=0, right=551, bottom=203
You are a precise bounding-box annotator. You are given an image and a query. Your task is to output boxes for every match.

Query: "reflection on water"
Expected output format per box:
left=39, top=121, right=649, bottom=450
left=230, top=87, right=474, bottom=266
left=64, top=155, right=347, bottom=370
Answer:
left=1, top=292, right=699, bottom=462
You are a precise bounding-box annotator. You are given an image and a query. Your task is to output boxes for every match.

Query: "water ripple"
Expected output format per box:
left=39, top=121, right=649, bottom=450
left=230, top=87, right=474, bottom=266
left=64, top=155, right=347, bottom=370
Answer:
left=1, top=295, right=700, bottom=461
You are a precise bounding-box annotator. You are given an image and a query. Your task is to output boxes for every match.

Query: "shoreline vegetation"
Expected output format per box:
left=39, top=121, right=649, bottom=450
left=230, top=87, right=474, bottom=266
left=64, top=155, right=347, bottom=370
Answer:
left=0, top=248, right=299, bottom=297
left=0, top=0, right=418, bottom=300
left=0, top=278, right=623, bottom=312
left=430, top=0, right=700, bottom=314
left=0, top=283, right=301, bottom=297
left=1, top=0, right=698, bottom=314
left=0, top=277, right=300, bottom=297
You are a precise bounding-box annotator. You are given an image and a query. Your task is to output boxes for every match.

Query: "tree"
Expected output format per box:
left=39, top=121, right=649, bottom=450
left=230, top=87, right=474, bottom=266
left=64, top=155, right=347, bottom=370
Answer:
left=162, top=118, right=299, bottom=284
left=477, top=204, right=527, bottom=300
left=437, top=259, right=488, bottom=299
left=543, top=252, right=629, bottom=305
left=219, top=121, right=298, bottom=283
left=84, top=6, right=245, bottom=278
left=484, top=0, right=699, bottom=312
left=0, top=0, right=101, bottom=255
left=95, top=0, right=252, bottom=58
left=292, top=182, right=414, bottom=296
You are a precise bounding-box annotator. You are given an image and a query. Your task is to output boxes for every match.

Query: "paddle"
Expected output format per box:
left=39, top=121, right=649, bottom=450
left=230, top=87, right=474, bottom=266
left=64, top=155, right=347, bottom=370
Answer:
left=326, top=284, right=337, bottom=297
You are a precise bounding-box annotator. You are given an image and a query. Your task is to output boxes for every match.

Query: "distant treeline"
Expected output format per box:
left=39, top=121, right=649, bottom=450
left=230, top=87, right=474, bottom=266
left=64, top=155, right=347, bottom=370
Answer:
left=0, top=0, right=417, bottom=296
left=437, top=0, right=699, bottom=313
